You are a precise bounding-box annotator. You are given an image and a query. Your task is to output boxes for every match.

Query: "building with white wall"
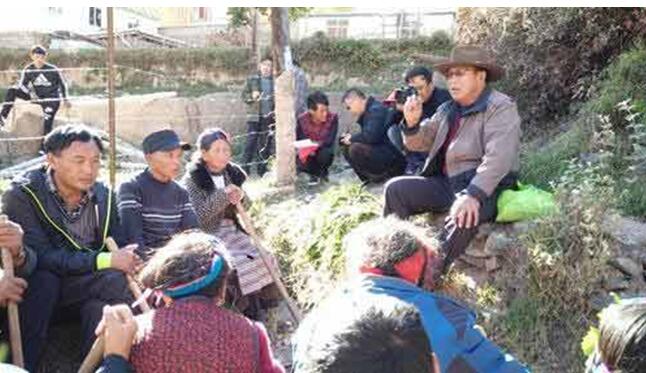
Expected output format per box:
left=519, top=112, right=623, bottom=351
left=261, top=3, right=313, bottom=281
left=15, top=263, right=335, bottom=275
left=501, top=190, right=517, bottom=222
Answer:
left=291, top=7, right=456, bottom=40
left=0, top=7, right=160, bottom=34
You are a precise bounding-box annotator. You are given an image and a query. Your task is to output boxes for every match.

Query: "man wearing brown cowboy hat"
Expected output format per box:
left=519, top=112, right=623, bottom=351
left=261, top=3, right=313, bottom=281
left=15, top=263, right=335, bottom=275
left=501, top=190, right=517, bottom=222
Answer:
left=383, top=45, right=521, bottom=278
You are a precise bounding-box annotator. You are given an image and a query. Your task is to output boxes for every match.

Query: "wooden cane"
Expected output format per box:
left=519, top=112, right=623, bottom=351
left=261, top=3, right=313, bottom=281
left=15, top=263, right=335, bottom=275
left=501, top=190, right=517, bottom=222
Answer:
left=235, top=204, right=303, bottom=323
left=77, top=237, right=149, bottom=373
left=104, top=238, right=150, bottom=313
left=0, top=215, right=24, bottom=368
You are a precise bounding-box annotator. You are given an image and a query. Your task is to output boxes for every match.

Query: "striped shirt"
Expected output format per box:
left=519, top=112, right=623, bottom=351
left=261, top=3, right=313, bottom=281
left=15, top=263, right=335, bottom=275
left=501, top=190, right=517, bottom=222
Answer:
left=118, top=169, right=198, bottom=258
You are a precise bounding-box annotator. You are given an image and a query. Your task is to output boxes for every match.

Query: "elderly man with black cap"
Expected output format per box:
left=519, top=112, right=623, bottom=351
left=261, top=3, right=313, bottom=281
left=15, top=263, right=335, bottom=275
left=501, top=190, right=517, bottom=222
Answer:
left=384, top=45, right=521, bottom=278
left=118, top=129, right=198, bottom=261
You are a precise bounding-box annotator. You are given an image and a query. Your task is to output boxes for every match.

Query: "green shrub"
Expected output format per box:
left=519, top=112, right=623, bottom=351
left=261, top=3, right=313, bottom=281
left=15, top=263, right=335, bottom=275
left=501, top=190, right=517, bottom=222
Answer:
left=588, top=46, right=646, bottom=117
left=250, top=182, right=380, bottom=309
left=520, top=123, right=591, bottom=189
left=503, top=159, right=615, bottom=370
left=457, top=8, right=646, bottom=135
left=295, top=33, right=386, bottom=74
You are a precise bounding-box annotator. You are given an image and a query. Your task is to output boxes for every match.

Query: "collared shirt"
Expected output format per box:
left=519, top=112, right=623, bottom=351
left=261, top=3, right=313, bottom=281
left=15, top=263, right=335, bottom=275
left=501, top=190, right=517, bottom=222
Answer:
left=296, top=111, right=339, bottom=148
left=46, top=169, right=99, bottom=248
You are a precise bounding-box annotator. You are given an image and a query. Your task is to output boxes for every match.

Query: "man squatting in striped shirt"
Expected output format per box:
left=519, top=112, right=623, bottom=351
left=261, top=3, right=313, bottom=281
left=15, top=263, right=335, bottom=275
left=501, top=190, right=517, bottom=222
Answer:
left=117, top=130, right=199, bottom=260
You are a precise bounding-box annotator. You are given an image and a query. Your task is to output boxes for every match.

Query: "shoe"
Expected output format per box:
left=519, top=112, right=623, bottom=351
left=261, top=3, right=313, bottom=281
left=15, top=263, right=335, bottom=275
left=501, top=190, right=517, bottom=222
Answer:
left=308, top=175, right=320, bottom=186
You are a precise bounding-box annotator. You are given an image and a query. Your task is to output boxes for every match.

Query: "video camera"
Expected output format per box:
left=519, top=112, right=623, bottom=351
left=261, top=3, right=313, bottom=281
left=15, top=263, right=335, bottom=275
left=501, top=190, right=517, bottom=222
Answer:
left=394, top=86, right=417, bottom=105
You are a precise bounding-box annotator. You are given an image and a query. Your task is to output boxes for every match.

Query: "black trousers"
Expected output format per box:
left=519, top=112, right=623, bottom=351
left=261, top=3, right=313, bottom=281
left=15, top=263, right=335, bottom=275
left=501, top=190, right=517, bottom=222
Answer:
left=296, top=146, right=335, bottom=178
left=342, top=142, right=405, bottom=183
left=19, top=269, right=132, bottom=371
left=1, top=87, right=60, bottom=135
left=383, top=174, right=500, bottom=273
left=242, top=117, right=275, bottom=177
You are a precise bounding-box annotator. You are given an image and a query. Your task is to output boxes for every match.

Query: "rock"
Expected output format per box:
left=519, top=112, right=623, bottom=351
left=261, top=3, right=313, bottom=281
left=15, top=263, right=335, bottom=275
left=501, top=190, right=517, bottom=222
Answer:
left=605, top=276, right=631, bottom=292
left=511, top=221, right=536, bottom=235
left=485, top=257, right=500, bottom=272
left=484, top=231, right=515, bottom=255
left=475, top=223, right=495, bottom=239
left=603, top=214, right=646, bottom=250
left=458, top=255, right=488, bottom=269
left=589, top=293, right=615, bottom=312
left=609, top=257, right=643, bottom=280
left=465, top=247, right=492, bottom=259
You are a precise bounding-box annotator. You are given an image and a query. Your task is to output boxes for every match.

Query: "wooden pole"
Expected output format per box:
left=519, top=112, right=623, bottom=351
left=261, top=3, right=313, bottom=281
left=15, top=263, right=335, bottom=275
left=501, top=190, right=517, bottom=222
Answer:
left=0, top=215, right=24, bottom=368
left=270, top=8, right=296, bottom=187
left=236, top=204, right=302, bottom=323
left=250, top=7, right=259, bottom=72
left=78, top=237, right=149, bottom=373
left=107, top=7, right=116, bottom=189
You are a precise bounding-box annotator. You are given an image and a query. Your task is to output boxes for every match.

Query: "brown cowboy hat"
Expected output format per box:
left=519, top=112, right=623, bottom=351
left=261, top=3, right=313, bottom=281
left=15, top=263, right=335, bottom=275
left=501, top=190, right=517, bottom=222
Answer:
left=434, top=45, right=505, bottom=82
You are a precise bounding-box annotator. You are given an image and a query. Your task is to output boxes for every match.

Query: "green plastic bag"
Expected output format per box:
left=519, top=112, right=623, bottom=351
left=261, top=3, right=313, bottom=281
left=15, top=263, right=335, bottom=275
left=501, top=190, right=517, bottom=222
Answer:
left=496, top=183, right=557, bottom=223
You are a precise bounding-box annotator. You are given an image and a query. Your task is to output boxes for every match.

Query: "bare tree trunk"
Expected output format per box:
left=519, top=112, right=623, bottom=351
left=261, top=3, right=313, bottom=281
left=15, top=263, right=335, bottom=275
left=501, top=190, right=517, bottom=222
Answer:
left=270, top=8, right=295, bottom=187
left=250, top=7, right=259, bottom=72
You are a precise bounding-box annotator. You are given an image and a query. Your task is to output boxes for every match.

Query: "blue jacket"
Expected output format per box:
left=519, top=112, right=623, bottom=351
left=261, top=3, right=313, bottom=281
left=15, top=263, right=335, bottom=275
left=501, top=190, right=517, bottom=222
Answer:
left=293, top=275, right=529, bottom=373
left=1, top=167, right=125, bottom=276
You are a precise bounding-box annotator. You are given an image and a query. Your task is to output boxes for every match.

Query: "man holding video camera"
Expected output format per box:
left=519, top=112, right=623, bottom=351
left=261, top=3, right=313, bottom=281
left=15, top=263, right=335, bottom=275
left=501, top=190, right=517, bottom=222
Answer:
left=387, top=66, right=451, bottom=175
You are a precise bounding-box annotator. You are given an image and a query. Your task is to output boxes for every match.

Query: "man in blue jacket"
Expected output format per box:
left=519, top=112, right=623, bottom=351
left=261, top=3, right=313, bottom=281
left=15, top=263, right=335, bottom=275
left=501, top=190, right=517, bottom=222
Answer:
left=340, top=88, right=405, bottom=184
left=1, top=125, right=138, bottom=371
left=292, top=217, right=528, bottom=373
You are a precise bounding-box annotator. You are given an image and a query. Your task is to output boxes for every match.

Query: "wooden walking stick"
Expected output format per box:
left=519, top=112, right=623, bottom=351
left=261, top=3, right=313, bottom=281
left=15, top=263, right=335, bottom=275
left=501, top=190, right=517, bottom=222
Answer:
left=235, top=204, right=303, bottom=323
left=77, top=237, right=149, bottom=373
left=105, top=238, right=150, bottom=313
left=0, top=215, right=24, bottom=368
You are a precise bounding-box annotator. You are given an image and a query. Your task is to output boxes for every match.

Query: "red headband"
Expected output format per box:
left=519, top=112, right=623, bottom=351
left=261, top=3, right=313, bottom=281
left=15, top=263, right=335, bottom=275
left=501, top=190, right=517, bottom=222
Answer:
left=359, top=249, right=427, bottom=285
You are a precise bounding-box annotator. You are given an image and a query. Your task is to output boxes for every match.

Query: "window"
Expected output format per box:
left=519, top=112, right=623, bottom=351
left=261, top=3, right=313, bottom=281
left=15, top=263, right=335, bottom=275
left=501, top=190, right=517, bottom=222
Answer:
left=326, top=19, right=349, bottom=39
left=48, top=7, right=63, bottom=15
left=198, top=7, right=208, bottom=21
left=89, top=7, right=102, bottom=27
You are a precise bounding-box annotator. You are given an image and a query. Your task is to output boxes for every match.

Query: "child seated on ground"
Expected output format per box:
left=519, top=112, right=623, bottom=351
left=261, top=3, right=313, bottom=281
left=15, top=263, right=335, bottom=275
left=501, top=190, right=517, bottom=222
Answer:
left=585, top=298, right=646, bottom=373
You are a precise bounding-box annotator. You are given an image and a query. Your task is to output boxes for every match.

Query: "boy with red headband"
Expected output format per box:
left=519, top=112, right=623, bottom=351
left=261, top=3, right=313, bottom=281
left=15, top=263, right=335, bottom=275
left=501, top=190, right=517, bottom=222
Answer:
left=292, top=217, right=528, bottom=373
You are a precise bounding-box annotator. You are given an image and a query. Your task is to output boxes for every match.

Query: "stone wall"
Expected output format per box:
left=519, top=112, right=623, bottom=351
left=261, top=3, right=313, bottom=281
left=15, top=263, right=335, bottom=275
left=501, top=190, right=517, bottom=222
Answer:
left=0, top=91, right=355, bottom=166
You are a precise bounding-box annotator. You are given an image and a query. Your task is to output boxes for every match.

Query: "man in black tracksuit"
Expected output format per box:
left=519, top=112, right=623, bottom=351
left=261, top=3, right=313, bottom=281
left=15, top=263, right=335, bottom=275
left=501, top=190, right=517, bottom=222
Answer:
left=0, top=45, right=70, bottom=136
left=1, top=125, right=137, bottom=371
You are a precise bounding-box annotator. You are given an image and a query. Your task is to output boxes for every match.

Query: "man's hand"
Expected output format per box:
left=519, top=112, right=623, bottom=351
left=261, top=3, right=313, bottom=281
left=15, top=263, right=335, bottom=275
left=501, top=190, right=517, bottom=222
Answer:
left=449, top=194, right=481, bottom=229
left=403, top=95, right=423, bottom=128
left=225, top=185, right=243, bottom=206
left=339, top=133, right=352, bottom=146
left=110, top=245, right=142, bottom=274
left=252, top=91, right=260, bottom=101
left=95, top=304, right=137, bottom=360
left=0, top=217, right=26, bottom=267
left=0, top=275, right=27, bottom=307
left=63, top=99, right=71, bottom=109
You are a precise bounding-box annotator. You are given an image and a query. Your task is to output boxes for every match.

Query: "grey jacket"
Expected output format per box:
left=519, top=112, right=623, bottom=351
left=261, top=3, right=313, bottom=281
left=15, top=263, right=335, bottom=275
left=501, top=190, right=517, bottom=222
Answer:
left=402, top=89, right=521, bottom=201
